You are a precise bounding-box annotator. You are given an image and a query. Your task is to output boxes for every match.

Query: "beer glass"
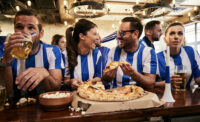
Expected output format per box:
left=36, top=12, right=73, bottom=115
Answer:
left=174, top=65, right=187, bottom=91
left=6, top=33, right=33, bottom=60
left=0, top=82, right=6, bottom=111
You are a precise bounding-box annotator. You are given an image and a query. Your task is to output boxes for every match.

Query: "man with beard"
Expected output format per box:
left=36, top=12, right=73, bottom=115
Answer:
left=102, top=17, right=157, bottom=90
left=0, top=10, right=63, bottom=99
left=139, top=20, right=163, bottom=49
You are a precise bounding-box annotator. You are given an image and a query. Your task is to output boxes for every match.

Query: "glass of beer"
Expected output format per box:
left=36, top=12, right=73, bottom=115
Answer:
left=6, top=33, right=33, bottom=60
left=174, top=65, right=187, bottom=91
left=0, top=82, right=6, bottom=111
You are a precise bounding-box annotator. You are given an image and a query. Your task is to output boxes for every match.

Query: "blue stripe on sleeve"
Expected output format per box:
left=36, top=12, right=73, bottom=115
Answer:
left=122, top=52, right=134, bottom=86
left=157, top=51, right=166, bottom=80
left=137, top=45, right=144, bottom=74
left=184, top=46, right=195, bottom=87
left=12, top=59, right=18, bottom=79
left=81, top=55, right=89, bottom=81
left=52, top=46, right=62, bottom=69
left=61, top=53, right=65, bottom=77
left=42, top=43, right=49, bottom=69
left=26, top=54, right=35, bottom=68
left=113, top=46, right=121, bottom=88
left=150, top=48, right=157, bottom=74
left=93, top=49, right=102, bottom=78
left=93, top=49, right=97, bottom=75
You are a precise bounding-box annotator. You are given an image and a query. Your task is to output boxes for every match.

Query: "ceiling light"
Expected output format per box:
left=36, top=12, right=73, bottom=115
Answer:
left=136, top=0, right=139, bottom=5
left=172, top=0, right=176, bottom=5
left=161, top=20, right=164, bottom=25
left=188, top=12, right=191, bottom=17
left=75, top=19, right=78, bottom=22
left=16, top=6, right=20, bottom=11
left=172, top=0, right=176, bottom=8
left=194, top=6, right=198, bottom=11
left=64, top=0, right=67, bottom=6
left=67, top=1, right=109, bottom=18
left=4, top=14, right=15, bottom=18
left=107, top=4, right=110, bottom=9
left=27, top=0, right=31, bottom=7
left=93, top=10, right=96, bottom=15
left=142, top=11, right=146, bottom=16
left=112, top=24, right=115, bottom=28
left=64, top=21, right=68, bottom=26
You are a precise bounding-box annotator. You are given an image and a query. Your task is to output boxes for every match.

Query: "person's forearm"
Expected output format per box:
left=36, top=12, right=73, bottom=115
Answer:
left=130, top=71, right=155, bottom=90
left=0, top=66, right=13, bottom=96
left=43, top=74, right=61, bottom=91
left=64, top=77, right=71, bottom=86
left=154, top=81, right=165, bottom=88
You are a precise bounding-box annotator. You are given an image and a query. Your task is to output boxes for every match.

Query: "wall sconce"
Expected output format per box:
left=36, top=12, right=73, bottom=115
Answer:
left=64, top=21, right=67, bottom=26
left=27, top=0, right=31, bottom=7
left=188, top=12, right=191, bottom=21
left=172, top=0, right=176, bottom=9
left=63, top=0, right=69, bottom=13
left=16, top=6, right=20, bottom=11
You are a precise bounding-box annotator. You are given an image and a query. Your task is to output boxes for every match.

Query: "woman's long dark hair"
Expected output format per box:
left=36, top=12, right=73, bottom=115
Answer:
left=66, top=19, right=97, bottom=76
left=51, top=34, right=63, bottom=45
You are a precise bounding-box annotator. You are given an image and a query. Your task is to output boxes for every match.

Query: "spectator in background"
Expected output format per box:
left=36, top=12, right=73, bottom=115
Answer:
left=51, top=34, right=66, bottom=52
left=139, top=20, right=163, bottom=49
left=64, top=19, right=102, bottom=90
left=51, top=34, right=67, bottom=77
left=156, top=22, right=200, bottom=89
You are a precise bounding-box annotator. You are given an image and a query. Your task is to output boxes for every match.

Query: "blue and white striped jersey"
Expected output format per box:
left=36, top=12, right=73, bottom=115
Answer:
left=107, top=44, right=157, bottom=88
left=12, top=41, right=64, bottom=98
left=139, top=37, right=155, bottom=49
left=61, top=49, right=67, bottom=77
left=157, top=46, right=200, bottom=88
left=0, top=36, right=6, bottom=57
left=64, top=48, right=102, bottom=82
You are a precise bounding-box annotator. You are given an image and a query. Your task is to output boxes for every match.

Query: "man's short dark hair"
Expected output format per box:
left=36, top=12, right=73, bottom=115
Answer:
left=122, top=17, right=143, bottom=38
left=145, top=20, right=160, bottom=31
left=14, top=9, right=42, bottom=32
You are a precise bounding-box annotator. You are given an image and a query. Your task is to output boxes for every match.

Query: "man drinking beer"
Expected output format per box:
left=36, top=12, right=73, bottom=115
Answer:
left=0, top=10, right=63, bottom=100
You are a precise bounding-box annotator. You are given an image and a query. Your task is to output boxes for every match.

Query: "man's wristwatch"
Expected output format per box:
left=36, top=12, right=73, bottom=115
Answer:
left=0, top=57, right=12, bottom=67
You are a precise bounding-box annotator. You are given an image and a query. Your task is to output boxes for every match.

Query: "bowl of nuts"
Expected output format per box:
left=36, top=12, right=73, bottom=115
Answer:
left=39, top=91, right=73, bottom=111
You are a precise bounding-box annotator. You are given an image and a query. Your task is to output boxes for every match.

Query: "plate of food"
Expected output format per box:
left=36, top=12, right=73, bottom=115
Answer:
left=77, top=81, right=146, bottom=102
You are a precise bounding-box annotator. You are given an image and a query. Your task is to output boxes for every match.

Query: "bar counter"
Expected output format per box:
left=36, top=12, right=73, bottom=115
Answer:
left=0, top=88, right=200, bottom=121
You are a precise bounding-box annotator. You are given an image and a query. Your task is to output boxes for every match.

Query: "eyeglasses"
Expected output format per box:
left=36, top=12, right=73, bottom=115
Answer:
left=117, top=29, right=136, bottom=37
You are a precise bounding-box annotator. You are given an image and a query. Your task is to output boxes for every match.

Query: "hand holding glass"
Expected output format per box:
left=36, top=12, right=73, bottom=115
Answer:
left=5, top=33, right=34, bottom=60
left=174, top=65, right=187, bottom=91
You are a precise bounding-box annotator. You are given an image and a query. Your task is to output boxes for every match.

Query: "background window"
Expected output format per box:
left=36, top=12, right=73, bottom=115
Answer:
left=185, top=22, right=200, bottom=54
left=185, top=24, right=195, bottom=43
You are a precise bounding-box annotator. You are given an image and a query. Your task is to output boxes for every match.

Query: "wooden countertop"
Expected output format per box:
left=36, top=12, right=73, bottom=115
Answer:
left=0, top=88, right=200, bottom=122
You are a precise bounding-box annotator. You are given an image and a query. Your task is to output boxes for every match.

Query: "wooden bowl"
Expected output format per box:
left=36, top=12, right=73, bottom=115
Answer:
left=39, top=91, right=73, bottom=111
